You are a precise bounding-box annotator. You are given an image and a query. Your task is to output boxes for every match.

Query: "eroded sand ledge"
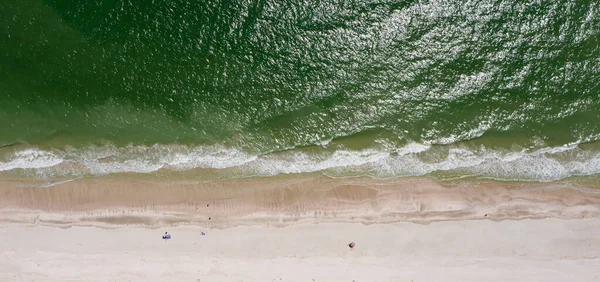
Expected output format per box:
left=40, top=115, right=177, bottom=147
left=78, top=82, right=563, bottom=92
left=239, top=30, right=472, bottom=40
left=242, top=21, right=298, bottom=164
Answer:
left=1, top=176, right=599, bottom=228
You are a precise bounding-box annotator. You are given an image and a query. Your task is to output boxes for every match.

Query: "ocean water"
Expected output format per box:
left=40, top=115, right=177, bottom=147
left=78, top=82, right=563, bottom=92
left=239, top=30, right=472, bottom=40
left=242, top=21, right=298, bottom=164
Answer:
left=1, top=0, right=599, bottom=182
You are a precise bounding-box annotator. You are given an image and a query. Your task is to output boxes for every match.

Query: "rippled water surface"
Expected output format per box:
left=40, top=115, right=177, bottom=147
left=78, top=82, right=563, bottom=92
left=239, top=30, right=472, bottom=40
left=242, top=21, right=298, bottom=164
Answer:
left=1, top=0, right=599, bottom=181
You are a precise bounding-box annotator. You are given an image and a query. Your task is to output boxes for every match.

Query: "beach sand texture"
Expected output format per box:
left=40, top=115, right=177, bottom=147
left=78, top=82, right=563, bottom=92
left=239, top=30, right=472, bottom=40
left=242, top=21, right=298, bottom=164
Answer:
left=1, top=176, right=600, bottom=281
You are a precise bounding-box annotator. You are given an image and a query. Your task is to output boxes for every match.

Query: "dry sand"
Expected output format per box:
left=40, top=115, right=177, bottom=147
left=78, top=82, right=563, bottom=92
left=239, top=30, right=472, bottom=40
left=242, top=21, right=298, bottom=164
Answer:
left=1, top=176, right=600, bottom=281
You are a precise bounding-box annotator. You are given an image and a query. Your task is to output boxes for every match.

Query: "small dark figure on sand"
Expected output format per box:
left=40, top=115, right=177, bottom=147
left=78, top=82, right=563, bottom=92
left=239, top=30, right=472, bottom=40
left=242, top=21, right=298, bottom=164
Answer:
left=349, top=242, right=355, bottom=249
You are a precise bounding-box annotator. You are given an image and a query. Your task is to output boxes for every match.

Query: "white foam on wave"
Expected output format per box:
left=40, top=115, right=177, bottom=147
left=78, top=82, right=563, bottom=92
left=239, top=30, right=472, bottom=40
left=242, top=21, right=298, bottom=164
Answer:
left=2, top=142, right=600, bottom=182
left=396, top=142, right=431, bottom=155
left=84, top=159, right=165, bottom=175
left=531, top=144, right=579, bottom=155
left=73, top=145, right=257, bottom=174
left=248, top=149, right=390, bottom=175
left=0, top=149, right=64, bottom=171
left=368, top=147, right=488, bottom=177
left=422, top=121, right=492, bottom=145
left=164, top=147, right=257, bottom=170
left=365, top=145, right=600, bottom=182
left=0, top=144, right=257, bottom=176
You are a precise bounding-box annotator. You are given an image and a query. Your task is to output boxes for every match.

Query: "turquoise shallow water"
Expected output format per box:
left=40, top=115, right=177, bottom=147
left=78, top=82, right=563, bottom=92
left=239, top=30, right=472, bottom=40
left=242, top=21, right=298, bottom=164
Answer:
left=1, top=0, right=600, bottom=181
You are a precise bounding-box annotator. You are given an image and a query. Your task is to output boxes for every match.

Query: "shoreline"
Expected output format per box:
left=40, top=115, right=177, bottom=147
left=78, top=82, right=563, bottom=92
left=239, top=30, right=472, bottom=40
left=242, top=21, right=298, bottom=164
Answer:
left=1, top=175, right=599, bottom=228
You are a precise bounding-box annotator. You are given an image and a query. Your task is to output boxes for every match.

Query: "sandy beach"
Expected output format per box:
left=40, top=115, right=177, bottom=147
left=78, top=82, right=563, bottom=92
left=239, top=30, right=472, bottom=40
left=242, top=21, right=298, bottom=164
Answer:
left=2, top=219, right=600, bottom=282
left=1, top=176, right=600, bottom=281
left=4, top=0, right=600, bottom=280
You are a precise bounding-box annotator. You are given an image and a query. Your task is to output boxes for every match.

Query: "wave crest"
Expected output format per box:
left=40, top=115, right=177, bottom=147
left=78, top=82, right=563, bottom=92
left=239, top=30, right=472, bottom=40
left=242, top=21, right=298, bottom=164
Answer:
left=2, top=142, right=600, bottom=182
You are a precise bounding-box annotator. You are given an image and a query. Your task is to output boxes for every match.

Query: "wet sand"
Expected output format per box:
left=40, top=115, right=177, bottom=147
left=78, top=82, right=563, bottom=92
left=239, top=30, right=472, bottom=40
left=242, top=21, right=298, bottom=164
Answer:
left=1, top=176, right=599, bottom=227
left=1, top=176, right=600, bottom=281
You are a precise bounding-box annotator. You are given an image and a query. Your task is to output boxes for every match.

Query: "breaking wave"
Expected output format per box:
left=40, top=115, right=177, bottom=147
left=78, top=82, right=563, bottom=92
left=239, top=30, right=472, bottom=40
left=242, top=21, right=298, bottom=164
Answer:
left=2, top=141, right=600, bottom=182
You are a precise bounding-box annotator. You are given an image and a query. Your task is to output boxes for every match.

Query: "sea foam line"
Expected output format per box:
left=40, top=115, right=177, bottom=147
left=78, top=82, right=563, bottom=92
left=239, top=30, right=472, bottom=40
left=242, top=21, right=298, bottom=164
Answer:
left=1, top=142, right=600, bottom=182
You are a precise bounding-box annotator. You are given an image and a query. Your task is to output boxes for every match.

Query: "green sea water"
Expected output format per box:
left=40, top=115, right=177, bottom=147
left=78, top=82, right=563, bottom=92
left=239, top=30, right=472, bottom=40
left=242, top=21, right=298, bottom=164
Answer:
left=1, top=0, right=600, bottom=181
